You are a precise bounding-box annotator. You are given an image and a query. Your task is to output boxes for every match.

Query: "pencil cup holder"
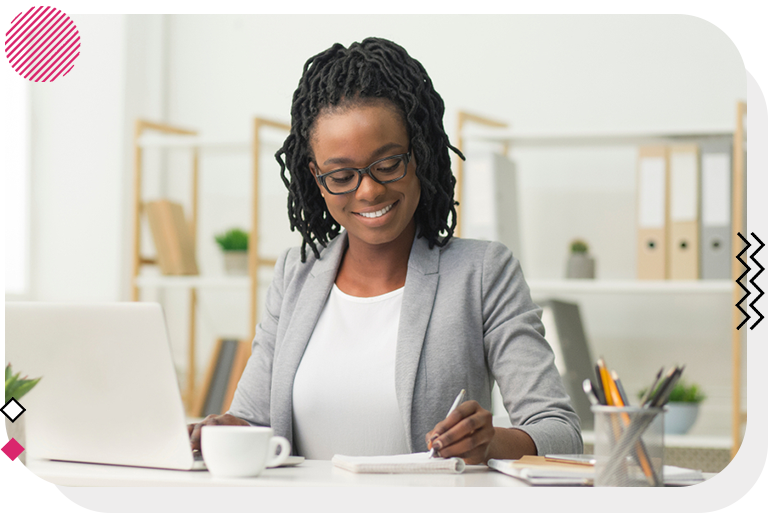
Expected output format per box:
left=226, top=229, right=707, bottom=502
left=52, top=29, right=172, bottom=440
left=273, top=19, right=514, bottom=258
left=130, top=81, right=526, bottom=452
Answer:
left=592, top=406, right=665, bottom=487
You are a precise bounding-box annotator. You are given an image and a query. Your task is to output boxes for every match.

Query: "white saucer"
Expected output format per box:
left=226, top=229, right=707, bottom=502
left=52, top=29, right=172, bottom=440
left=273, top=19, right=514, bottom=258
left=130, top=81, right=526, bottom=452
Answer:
left=267, top=456, right=305, bottom=468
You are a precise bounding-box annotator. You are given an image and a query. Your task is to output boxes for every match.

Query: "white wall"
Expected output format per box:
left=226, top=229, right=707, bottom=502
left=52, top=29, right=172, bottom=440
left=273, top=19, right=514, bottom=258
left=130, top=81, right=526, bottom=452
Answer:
left=122, top=14, right=169, bottom=298
left=25, top=14, right=746, bottom=435
left=163, top=15, right=744, bottom=133
left=29, top=15, right=127, bottom=302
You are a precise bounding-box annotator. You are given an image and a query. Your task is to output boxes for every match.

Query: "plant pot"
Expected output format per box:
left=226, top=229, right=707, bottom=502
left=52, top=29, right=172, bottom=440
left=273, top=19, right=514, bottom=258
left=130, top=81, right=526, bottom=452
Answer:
left=566, top=253, right=595, bottom=279
left=5, top=415, right=26, bottom=465
left=222, top=250, right=248, bottom=276
left=664, top=402, right=700, bottom=434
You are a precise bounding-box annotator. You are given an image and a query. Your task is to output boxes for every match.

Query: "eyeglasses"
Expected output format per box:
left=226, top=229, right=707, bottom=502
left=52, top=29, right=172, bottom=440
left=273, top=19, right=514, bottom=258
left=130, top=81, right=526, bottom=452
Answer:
left=313, top=151, right=411, bottom=195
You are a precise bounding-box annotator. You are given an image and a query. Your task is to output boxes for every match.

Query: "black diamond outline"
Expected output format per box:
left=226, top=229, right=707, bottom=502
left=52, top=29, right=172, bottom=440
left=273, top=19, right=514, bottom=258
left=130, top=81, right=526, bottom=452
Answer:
left=1, top=397, right=26, bottom=423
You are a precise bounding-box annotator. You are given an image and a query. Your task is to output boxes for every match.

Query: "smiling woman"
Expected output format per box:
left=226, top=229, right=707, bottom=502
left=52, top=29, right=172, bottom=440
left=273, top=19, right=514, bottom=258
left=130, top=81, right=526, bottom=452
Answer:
left=308, top=101, right=422, bottom=295
left=188, top=37, right=582, bottom=464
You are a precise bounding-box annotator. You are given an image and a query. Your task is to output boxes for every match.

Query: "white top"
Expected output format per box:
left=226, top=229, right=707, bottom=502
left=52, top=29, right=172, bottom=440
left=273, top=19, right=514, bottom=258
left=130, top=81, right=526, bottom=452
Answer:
left=292, top=284, right=410, bottom=460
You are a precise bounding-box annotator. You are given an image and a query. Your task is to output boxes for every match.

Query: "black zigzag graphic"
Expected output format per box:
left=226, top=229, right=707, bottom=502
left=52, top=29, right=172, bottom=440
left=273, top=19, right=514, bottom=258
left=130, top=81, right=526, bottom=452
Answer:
left=736, top=232, right=751, bottom=330
left=749, top=232, right=764, bottom=330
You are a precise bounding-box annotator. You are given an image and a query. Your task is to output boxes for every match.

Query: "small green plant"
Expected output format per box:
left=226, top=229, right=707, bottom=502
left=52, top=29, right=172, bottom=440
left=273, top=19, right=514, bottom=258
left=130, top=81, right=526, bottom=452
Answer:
left=5, top=363, right=42, bottom=404
left=215, top=228, right=248, bottom=251
left=570, top=239, right=589, bottom=254
left=638, top=380, right=705, bottom=404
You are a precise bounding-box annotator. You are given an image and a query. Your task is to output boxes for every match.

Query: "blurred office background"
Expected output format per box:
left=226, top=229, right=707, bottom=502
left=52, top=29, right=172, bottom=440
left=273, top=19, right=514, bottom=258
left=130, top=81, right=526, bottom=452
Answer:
left=4, top=15, right=746, bottom=451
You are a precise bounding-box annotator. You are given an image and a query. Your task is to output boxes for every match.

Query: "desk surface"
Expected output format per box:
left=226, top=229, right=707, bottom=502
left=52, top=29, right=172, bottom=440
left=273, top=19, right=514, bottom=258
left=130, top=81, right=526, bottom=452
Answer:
left=27, top=458, right=530, bottom=487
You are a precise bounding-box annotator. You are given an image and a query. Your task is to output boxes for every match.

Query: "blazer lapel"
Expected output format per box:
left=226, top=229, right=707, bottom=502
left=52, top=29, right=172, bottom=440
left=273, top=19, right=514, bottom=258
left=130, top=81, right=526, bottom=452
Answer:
left=270, top=234, right=347, bottom=445
left=395, top=235, right=440, bottom=452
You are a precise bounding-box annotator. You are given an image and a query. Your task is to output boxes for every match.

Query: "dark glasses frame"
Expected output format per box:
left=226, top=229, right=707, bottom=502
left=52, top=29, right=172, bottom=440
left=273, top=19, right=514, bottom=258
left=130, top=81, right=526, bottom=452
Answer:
left=313, top=151, right=412, bottom=195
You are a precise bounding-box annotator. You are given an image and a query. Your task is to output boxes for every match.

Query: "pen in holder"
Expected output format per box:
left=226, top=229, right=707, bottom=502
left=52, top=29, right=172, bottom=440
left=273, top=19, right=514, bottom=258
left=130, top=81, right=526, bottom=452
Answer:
left=592, top=405, right=665, bottom=487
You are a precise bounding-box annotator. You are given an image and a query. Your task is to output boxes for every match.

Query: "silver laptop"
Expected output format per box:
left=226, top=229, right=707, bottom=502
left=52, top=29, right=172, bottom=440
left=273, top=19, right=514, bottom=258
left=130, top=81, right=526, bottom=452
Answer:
left=5, top=302, right=206, bottom=470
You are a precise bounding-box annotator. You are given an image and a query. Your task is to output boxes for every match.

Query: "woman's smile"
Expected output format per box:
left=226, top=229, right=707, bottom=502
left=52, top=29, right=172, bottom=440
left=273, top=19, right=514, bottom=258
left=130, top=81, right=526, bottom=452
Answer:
left=353, top=200, right=398, bottom=220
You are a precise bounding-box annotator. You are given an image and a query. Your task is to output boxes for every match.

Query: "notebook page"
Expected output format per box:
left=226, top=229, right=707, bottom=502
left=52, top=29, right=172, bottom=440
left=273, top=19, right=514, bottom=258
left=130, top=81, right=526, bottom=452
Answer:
left=332, top=452, right=465, bottom=474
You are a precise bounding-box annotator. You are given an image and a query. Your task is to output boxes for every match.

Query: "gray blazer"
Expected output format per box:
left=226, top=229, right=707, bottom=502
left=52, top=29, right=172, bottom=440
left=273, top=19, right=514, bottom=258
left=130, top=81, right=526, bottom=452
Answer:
left=228, top=232, right=583, bottom=456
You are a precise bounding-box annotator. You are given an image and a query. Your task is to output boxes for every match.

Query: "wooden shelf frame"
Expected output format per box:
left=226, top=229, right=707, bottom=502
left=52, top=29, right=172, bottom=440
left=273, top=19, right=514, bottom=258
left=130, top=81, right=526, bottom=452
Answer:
left=731, top=101, right=747, bottom=458
left=132, top=120, right=198, bottom=411
left=131, top=117, right=290, bottom=413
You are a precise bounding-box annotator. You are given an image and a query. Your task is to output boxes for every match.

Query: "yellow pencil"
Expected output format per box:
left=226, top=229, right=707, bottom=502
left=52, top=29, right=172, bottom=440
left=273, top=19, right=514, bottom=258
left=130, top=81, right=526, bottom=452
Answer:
left=604, top=365, right=658, bottom=486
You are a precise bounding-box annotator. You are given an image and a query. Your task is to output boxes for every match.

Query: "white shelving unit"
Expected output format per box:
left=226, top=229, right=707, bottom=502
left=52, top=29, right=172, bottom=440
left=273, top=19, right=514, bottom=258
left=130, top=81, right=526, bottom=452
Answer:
left=528, top=279, right=732, bottom=295
left=136, top=131, right=287, bottom=151
left=461, top=127, right=734, bottom=147
left=136, top=134, right=250, bottom=151
left=134, top=275, right=251, bottom=289
left=458, top=105, right=746, bottom=459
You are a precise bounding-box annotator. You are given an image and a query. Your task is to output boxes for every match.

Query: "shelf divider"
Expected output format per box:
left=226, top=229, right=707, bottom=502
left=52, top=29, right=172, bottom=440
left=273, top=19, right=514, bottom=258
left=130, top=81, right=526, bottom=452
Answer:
left=527, top=279, right=732, bottom=295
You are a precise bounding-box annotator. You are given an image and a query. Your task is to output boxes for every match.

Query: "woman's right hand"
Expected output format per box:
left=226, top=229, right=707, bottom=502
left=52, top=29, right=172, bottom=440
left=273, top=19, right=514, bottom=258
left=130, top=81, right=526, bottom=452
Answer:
left=187, top=413, right=250, bottom=452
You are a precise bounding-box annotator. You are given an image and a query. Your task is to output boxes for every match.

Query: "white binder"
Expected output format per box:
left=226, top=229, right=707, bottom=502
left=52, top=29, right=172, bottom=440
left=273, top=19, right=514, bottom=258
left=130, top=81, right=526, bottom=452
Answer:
left=636, top=147, right=668, bottom=280
left=668, top=145, right=700, bottom=280
left=463, top=152, right=522, bottom=255
left=700, top=141, right=732, bottom=280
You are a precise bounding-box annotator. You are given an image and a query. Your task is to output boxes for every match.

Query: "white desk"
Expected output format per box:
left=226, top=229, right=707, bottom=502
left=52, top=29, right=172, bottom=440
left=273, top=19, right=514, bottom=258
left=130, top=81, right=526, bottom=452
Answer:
left=27, top=458, right=530, bottom=487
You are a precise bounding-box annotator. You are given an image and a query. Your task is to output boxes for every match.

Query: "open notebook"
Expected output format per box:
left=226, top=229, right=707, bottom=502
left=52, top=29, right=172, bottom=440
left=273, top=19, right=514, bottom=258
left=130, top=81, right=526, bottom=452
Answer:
left=332, top=452, right=466, bottom=474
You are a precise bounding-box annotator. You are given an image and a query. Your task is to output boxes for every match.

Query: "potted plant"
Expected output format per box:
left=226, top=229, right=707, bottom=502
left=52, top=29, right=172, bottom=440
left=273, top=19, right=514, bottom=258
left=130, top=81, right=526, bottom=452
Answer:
left=639, top=380, right=705, bottom=435
left=566, top=239, right=595, bottom=279
left=4, top=363, right=42, bottom=464
left=215, top=228, right=249, bottom=275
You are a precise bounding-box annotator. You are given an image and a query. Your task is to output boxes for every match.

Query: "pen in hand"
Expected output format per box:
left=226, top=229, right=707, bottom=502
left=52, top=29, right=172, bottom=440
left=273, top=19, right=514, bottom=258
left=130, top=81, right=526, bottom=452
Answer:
left=428, top=389, right=466, bottom=458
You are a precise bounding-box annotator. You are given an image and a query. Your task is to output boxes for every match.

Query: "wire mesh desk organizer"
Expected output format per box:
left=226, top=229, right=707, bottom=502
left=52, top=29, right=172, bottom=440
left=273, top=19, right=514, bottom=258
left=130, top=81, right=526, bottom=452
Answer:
left=593, top=406, right=664, bottom=486
left=586, top=360, right=684, bottom=487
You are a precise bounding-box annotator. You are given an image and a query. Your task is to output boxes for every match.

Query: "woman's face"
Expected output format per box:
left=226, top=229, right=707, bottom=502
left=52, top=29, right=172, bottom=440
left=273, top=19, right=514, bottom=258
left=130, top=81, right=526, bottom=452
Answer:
left=309, top=101, right=420, bottom=249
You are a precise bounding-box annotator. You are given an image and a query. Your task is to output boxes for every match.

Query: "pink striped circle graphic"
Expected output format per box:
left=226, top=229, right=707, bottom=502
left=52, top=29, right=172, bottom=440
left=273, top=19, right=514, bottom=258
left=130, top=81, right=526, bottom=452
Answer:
left=5, top=6, right=80, bottom=82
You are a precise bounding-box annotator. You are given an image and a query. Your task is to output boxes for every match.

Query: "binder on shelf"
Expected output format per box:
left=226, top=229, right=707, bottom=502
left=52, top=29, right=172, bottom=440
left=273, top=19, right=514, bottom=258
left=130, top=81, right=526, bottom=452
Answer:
left=668, top=145, right=700, bottom=280
left=539, top=299, right=597, bottom=430
left=223, top=339, right=252, bottom=412
left=145, top=199, right=198, bottom=275
left=700, top=141, right=732, bottom=280
left=636, top=146, right=668, bottom=280
left=462, top=152, right=522, bottom=256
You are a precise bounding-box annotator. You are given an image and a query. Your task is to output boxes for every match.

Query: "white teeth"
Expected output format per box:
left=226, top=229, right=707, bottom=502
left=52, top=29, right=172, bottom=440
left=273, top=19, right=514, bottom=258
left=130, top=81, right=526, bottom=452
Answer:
left=358, top=203, right=394, bottom=219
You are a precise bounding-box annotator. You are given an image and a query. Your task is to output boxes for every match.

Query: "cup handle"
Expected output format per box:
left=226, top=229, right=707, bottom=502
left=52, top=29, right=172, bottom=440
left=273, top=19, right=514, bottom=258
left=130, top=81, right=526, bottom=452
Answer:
left=266, top=436, right=291, bottom=468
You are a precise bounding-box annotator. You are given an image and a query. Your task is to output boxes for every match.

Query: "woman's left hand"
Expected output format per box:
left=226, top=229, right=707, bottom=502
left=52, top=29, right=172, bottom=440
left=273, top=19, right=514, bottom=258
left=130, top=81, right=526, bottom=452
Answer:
left=425, top=400, right=495, bottom=465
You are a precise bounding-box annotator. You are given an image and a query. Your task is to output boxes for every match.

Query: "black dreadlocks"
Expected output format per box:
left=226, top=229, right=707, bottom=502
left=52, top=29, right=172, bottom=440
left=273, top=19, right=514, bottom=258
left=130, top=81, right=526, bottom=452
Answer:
left=276, top=37, right=465, bottom=262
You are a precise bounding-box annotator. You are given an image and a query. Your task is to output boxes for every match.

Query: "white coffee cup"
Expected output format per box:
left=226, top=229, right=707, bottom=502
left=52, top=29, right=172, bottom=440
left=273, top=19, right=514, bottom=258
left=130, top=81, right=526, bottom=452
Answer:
left=201, top=426, right=291, bottom=477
